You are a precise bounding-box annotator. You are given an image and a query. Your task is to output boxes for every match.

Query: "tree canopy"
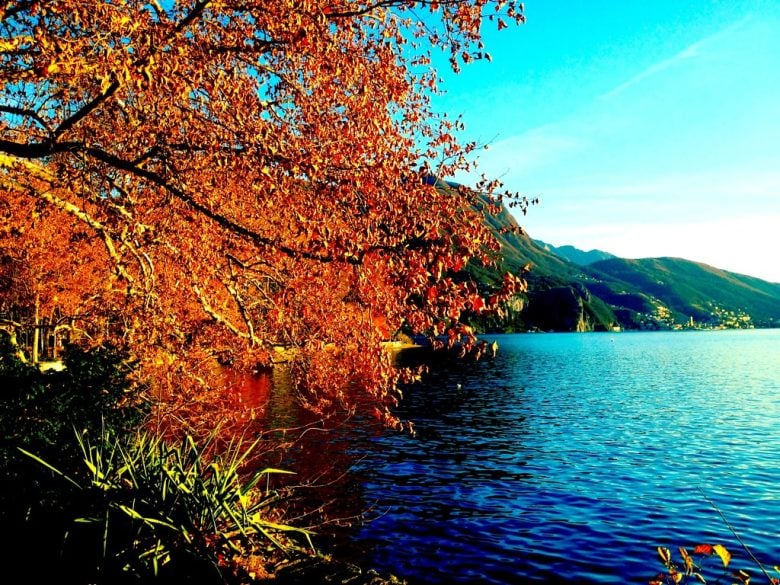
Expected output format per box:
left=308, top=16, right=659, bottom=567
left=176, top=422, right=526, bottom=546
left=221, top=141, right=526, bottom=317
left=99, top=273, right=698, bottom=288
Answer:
left=0, top=0, right=527, bottom=429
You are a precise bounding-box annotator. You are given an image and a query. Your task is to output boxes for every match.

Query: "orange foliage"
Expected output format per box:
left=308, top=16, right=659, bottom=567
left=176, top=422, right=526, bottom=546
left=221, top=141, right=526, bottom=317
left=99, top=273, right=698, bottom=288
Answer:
left=0, top=0, right=528, bottom=428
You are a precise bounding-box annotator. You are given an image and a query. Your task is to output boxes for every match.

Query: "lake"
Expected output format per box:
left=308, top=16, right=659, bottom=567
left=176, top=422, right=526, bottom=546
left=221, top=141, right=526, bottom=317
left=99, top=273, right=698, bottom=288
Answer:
left=329, top=330, right=780, bottom=583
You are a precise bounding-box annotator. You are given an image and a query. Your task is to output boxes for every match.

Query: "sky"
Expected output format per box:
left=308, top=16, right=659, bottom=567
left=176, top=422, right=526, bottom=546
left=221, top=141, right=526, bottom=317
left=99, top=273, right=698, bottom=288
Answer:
left=430, top=0, right=780, bottom=283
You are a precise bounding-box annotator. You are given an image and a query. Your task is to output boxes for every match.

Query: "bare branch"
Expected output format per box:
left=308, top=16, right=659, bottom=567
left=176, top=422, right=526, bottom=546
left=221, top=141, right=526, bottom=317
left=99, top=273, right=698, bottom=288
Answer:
left=0, top=104, right=53, bottom=135
left=192, top=284, right=252, bottom=341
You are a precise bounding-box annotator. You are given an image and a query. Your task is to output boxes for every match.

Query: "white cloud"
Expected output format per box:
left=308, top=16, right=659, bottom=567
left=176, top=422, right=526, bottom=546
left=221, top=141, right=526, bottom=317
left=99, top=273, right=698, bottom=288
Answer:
left=599, top=16, right=753, bottom=100
left=536, top=169, right=780, bottom=206
left=454, top=123, right=584, bottom=187
left=600, top=46, right=701, bottom=100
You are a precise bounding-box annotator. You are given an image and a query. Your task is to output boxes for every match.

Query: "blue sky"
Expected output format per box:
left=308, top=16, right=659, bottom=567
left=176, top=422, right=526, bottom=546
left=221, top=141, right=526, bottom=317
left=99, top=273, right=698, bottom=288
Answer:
left=432, top=0, right=780, bottom=283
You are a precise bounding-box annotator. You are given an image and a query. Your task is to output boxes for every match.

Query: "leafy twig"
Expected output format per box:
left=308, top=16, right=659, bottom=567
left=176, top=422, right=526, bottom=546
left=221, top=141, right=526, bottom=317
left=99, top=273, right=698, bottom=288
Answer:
left=699, top=487, right=774, bottom=583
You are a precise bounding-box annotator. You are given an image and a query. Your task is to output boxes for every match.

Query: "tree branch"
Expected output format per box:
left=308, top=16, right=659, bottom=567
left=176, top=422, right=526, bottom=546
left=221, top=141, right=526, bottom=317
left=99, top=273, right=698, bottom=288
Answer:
left=223, top=266, right=260, bottom=347
left=78, top=145, right=358, bottom=265
left=325, top=0, right=469, bottom=19
left=0, top=104, right=52, bottom=135
left=0, top=154, right=138, bottom=290
left=52, top=80, right=120, bottom=140
left=192, top=284, right=251, bottom=341
left=47, top=0, right=210, bottom=142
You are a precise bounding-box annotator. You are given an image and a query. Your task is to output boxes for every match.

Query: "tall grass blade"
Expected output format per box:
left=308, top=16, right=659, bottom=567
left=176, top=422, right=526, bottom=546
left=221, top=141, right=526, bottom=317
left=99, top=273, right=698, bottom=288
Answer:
left=17, top=447, right=81, bottom=489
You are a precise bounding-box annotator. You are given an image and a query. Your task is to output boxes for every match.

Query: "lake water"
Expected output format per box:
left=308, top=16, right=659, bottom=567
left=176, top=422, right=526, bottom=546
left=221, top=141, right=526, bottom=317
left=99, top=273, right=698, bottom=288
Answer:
left=335, top=330, right=780, bottom=583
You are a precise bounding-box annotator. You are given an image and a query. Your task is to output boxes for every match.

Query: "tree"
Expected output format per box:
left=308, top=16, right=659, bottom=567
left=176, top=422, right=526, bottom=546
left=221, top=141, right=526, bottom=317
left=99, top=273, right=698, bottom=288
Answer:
left=0, top=0, right=528, bottom=429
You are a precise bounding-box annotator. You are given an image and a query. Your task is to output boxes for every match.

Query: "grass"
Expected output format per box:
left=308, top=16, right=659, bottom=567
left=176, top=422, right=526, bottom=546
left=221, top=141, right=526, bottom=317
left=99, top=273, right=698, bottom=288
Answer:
left=21, top=424, right=316, bottom=582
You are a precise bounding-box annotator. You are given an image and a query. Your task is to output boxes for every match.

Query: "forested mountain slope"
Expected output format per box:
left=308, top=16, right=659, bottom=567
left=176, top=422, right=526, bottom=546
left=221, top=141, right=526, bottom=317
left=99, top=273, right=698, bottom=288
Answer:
left=467, top=191, right=780, bottom=330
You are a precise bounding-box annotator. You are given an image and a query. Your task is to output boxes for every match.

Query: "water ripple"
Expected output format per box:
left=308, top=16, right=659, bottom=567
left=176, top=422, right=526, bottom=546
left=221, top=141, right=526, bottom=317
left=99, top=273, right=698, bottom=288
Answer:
left=349, top=330, right=780, bottom=583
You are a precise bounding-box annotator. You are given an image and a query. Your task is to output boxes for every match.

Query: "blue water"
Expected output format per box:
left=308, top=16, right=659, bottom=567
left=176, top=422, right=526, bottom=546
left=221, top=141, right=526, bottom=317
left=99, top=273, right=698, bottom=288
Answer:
left=346, top=330, right=780, bottom=583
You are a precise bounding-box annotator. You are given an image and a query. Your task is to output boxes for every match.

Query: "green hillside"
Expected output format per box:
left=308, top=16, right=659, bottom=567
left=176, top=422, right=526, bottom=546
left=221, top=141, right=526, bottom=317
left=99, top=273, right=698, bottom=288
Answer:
left=583, top=257, right=780, bottom=328
left=443, top=181, right=780, bottom=331
left=474, top=198, right=580, bottom=284
left=465, top=195, right=620, bottom=332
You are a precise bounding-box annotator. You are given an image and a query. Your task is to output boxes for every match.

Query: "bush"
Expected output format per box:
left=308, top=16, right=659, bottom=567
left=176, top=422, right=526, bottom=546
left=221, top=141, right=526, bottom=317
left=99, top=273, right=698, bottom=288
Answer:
left=0, top=336, right=148, bottom=580
left=21, top=426, right=314, bottom=583
left=0, top=338, right=146, bottom=460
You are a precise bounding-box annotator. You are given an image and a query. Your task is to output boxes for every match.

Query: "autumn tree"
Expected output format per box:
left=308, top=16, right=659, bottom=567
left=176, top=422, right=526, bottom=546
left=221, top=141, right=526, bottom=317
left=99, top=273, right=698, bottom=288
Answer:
left=0, top=0, right=528, bottom=429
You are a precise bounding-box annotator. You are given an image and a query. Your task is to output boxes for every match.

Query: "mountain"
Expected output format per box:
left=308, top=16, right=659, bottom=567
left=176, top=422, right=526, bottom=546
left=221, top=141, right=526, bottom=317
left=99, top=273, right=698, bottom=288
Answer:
left=429, top=180, right=780, bottom=332
left=462, top=194, right=780, bottom=331
left=535, top=240, right=616, bottom=266
left=581, top=257, right=780, bottom=329
left=465, top=200, right=622, bottom=332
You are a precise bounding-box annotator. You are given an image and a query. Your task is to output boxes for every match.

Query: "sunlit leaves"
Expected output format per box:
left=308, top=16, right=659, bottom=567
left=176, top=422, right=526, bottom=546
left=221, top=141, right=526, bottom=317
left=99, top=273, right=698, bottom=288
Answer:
left=712, top=544, right=731, bottom=568
left=693, top=544, right=714, bottom=556
left=0, top=0, right=528, bottom=428
left=679, top=547, right=695, bottom=575
left=650, top=543, right=778, bottom=585
left=658, top=546, right=672, bottom=564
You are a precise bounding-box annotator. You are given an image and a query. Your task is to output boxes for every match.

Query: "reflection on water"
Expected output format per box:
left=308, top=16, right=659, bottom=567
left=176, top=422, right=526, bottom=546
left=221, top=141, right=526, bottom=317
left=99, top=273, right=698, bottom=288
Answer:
left=232, top=330, right=780, bottom=583
left=220, top=364, right=382, bottom=543
left=347, top=330, right=780, bottom=584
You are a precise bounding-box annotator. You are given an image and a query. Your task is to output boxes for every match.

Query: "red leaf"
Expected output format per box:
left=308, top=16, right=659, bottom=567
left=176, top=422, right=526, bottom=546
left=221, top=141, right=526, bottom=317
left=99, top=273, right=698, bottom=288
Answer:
left=693, top=544, right=714, bottom=556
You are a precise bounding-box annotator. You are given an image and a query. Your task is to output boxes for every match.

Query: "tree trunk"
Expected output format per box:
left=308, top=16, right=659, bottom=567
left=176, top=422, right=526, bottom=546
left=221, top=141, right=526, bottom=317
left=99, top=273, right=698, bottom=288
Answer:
left=32, top=294, right=39, bottom=365
left=0, top=326, right=28, bottom=363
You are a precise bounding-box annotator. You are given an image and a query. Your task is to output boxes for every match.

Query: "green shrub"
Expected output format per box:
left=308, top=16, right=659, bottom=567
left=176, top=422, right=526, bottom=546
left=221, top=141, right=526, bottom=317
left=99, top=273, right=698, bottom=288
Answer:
left=22, top=426, right=314, bottom=583
left=0, top=338, right=146, bottom=461
left=0, top=336, right=148, bottom=580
